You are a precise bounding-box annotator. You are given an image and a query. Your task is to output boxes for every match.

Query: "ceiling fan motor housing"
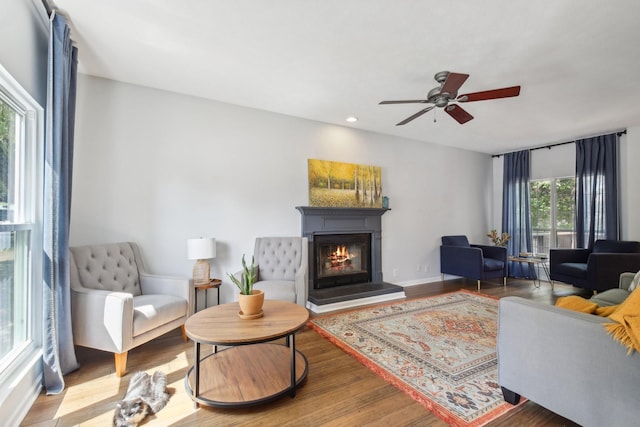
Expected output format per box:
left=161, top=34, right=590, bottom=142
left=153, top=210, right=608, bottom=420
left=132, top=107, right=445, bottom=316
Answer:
left=427, top=87, right=451, bottom=108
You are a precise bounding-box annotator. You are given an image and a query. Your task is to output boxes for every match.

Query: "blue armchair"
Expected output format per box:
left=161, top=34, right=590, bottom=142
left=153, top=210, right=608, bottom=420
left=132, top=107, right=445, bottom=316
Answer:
left=440, top=235, right=507, bottom=291
left=549, top=239, right=640, bottom=292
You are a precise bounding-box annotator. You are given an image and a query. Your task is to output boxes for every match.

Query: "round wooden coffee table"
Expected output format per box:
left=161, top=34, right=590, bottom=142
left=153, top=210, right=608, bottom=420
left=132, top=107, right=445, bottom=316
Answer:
left=184, top=299, right=309, bottom=408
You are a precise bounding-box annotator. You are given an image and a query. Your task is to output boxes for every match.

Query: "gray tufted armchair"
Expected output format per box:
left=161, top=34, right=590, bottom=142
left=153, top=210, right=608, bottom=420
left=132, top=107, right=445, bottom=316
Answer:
left=237, top=237, right=308, bottom=306
left=69, top=242, right=193, bottom=377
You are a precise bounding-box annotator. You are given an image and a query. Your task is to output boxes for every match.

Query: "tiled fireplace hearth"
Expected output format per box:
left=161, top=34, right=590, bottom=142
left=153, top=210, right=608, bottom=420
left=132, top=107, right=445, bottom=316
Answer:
left=296, top=206, right=404, bottom=312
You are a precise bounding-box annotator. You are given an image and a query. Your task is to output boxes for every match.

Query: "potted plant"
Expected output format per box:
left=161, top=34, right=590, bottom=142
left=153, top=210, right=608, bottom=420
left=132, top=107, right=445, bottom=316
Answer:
left=227, top=254, right=264, bottom=318
left=487, top=229, right=511, bottom=247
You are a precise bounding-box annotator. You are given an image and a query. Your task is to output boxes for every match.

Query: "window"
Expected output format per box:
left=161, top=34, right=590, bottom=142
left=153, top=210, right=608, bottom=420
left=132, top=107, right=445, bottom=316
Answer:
left=529, top=177, right=576, bottom=255
left=0, top=67, right=42, bottom=376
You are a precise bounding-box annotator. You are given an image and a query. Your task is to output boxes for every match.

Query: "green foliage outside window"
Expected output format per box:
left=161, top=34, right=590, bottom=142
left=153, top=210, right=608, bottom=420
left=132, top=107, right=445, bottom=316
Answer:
left=530, top=178, right=575, bottom=230
left=555, top=178, right=576, bottom=230
left=0, top=101, right=13, bottom=206
left=530, top=180, right=551, bottom=229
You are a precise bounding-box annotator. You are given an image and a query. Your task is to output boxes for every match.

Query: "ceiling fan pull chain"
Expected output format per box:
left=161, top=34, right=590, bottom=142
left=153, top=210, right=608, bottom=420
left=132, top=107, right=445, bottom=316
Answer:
left=433, top=108, right=437, bottom=123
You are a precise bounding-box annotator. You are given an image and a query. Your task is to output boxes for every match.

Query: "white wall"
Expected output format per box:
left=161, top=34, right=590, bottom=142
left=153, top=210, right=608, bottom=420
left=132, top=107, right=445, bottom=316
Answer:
left=70, top=75, right=493, bottom=303
left=621, top=126, right=640, bottom=239
left=491, top=128, right=639, bottom=241
left=0, top=0, right=48, bottom=106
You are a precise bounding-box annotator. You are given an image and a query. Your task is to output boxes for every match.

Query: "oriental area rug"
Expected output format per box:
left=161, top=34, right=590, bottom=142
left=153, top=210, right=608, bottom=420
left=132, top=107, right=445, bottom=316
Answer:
left=308, top=290, right=523, bottom=427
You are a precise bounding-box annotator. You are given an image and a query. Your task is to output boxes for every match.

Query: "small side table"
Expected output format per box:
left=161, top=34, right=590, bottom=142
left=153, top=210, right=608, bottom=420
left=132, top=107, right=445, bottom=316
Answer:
left=507, top=256, right=551, bottom=289
left=194, top=278, right=221, bottom=312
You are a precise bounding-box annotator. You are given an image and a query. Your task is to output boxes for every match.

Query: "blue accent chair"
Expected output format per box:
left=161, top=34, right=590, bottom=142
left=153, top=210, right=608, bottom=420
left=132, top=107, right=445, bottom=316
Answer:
left=549, top=239, right=640, bottom=292
left=440, top=235, right=507, bottom=291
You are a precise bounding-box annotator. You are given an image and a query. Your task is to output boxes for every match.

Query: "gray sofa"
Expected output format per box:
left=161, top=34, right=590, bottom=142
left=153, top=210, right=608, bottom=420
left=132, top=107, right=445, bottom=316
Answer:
left=498, top=276, right=640, bottom=426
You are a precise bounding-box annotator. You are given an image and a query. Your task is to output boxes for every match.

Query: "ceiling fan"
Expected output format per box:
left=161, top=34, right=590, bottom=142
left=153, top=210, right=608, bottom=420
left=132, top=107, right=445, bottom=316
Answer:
left=379, top=71, right=520, bottom=125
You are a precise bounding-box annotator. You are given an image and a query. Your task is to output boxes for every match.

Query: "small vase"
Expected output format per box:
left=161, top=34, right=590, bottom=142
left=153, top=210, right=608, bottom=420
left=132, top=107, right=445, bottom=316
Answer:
left=238, top=289, right=264, bottom=319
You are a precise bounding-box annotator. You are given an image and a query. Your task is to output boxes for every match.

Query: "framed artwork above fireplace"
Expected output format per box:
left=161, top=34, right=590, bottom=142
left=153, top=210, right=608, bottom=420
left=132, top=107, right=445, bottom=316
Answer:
left=308, top=159, right=382, bottom=208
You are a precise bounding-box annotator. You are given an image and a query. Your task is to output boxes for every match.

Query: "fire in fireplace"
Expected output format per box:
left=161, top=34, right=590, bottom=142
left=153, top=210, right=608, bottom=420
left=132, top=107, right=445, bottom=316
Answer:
left=314, top=233, right=371, bottom=288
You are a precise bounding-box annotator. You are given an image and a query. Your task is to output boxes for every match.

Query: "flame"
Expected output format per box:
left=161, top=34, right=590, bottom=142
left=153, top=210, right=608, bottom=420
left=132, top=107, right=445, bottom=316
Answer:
left=327, top=245, right=352, bottom=267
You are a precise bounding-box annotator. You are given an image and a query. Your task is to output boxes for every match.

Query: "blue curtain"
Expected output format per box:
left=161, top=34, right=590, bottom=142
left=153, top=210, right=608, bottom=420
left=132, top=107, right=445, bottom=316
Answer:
left=43, top=12, right=79, bottom=395
left=502, top=150, right=535, bottom=279
left=575, top=133, right=619, bottom=249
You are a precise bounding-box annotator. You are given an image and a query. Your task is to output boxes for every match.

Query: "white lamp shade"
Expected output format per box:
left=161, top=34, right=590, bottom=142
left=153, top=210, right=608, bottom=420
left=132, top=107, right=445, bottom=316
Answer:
left=187, top=238, right=216, bottom=260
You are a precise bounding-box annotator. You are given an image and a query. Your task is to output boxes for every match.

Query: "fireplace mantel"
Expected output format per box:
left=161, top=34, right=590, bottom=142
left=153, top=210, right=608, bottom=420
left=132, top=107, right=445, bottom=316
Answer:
left=295, top=206, right=390, bottom=216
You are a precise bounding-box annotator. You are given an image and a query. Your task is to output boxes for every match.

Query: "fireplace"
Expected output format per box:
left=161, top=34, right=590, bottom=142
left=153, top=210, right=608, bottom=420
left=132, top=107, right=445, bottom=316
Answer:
left=296, top=206, right=404, bottom=310
left=314, top=233, right=371, bottom=288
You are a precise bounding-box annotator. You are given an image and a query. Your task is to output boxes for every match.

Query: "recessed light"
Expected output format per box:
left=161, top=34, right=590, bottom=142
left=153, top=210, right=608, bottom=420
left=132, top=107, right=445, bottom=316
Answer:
left=345, top=116, right=358, bottom=123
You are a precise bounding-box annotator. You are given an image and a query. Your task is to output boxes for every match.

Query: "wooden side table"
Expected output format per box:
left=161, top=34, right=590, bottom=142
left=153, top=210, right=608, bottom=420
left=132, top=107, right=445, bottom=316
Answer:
left=194, top=278, right=221, bottom=312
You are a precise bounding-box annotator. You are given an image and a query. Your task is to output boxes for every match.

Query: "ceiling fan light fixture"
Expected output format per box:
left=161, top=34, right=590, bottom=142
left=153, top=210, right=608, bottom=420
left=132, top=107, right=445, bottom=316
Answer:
left=379, top=71, right=521, bottom=126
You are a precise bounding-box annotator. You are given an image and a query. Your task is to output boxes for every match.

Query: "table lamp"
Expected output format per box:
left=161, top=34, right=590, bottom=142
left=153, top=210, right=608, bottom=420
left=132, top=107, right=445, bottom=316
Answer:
left=188, top=237, right=216, bottom=285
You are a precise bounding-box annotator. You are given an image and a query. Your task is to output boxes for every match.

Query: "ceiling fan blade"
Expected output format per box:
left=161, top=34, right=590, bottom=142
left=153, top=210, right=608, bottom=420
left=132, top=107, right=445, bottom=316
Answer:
left=440, top=72, right=469, bottom=96
left=445, top=104, right=474, bottom=124
left=457, top=86, right=521, bottom=102
left=396, top=106, right=435, bottom=126
left=379, top=100, right=429, bottom=104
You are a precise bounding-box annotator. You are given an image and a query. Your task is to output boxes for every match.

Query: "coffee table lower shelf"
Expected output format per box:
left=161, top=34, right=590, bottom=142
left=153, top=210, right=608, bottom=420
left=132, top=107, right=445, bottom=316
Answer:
left=185, top=343, right=308, bottom=408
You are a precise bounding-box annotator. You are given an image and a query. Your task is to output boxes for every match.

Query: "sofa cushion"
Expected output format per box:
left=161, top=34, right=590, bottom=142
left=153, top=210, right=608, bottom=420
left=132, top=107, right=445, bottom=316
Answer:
left=441, top=235, right=470, bottom=247
left=555, top=262, right=588, bottom=279
left=591, top=289, right=631, bottom=307
left=133, top=294, right=187, bottom=336
left=483, top=258, right=504, bottom=271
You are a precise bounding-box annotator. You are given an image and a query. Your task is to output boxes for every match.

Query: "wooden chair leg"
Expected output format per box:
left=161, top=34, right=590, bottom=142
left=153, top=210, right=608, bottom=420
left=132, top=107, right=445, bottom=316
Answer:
left=181, top=324, right=188, bottom=342
left=115, top=352, right=128, bottom=377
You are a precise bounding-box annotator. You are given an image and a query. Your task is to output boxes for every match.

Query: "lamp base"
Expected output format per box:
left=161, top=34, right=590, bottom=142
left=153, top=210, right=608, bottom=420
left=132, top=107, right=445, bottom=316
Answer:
left=192, top=259, right=210, bottom=286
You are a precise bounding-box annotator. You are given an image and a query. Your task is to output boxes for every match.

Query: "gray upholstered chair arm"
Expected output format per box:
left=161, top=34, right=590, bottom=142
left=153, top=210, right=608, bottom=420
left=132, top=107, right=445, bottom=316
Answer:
left=619, top=272, right=635, bottom=290
left=294, top=266, right=308, bottom=306
left=140, top=273, right=193, bottom=314
left=71, top=287, right=134, bottom=353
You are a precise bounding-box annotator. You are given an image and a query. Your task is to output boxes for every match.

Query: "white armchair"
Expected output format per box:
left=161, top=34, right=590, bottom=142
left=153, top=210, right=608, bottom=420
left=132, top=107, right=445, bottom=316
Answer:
left=69, top=242, right=193, bottom=377
left=239, top=237, right=308, bottom=306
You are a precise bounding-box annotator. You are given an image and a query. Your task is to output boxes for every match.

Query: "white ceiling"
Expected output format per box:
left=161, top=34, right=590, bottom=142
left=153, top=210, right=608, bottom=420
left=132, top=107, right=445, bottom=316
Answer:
left=52, top=0, right=640, bottom=154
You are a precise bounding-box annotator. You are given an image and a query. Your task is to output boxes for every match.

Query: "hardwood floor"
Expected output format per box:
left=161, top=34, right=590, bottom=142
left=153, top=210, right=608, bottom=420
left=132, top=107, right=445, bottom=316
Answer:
left=22, top=278, right=589, bottom=427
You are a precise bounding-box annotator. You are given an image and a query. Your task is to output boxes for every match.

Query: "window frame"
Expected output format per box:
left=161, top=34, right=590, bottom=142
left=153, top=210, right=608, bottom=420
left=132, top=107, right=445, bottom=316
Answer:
left=0, top=63, right=44, bottom=389
left=530, top=176, right=576, bottom=255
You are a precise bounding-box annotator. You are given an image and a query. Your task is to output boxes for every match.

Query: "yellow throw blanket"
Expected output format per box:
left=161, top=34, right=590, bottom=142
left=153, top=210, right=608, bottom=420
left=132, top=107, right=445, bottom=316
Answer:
left=556, top=287, right=640, bottom=354
left=555, top=289, right=640, bottom=354
left=555, top=295, right=598, bottom=314
left=604, top=287, right=640, bottom=354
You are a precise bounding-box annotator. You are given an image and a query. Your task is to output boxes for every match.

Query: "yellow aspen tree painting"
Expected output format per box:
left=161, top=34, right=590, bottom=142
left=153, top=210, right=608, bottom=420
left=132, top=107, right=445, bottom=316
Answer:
left=308, top=159, right=382, bottom=208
